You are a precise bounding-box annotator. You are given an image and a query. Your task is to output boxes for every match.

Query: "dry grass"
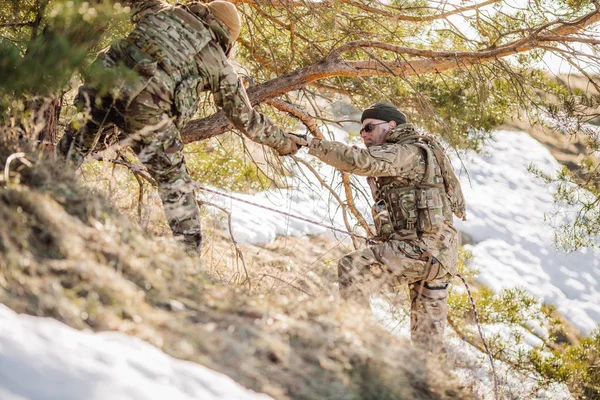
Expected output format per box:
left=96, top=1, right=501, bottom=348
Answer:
left=0, top=137, right=468, bottom=400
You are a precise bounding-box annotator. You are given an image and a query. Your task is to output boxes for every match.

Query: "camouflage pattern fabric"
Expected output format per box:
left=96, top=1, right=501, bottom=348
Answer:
left=308, top=124, right=462, bottom=350
left=337, top=226, right=457, bottom=350
left=58, top=0, right=297, bottom=251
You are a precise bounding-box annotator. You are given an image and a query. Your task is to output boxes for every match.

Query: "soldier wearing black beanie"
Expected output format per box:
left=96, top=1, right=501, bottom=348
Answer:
left=361, top=103, right=407, bottom=125
left=286, top=100, right=466, bottom=353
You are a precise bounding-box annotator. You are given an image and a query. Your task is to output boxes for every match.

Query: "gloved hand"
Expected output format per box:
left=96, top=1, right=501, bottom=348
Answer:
left=286, top=132, right=309, bottom=147
left=276, top=141, right=299, bottom=156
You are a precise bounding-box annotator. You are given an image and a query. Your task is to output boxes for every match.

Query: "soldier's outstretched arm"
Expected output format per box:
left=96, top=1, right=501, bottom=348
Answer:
left=201, top=43, right=297, bottom=156
left=308, top=138, right=422, bottom=177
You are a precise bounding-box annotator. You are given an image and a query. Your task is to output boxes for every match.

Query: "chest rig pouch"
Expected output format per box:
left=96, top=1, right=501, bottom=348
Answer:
left=173, top=74, right=210, bottom=128
left=97, top=39, right=157, bottom=110
left=373, top=142, right=445, bottom=239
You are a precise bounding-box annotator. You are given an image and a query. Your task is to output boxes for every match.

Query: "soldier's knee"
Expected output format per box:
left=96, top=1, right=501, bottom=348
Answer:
left=411, top=281, right=448, bottom=303
left=137, top=129, right=189, bottom=181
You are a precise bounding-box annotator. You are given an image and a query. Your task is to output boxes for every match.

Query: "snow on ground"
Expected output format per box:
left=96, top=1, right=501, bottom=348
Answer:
left=3, top=128, right=592, bottom=400
left=452, top=130, right=600, bottom=335
left=370, top=297, right=573, bottom=400
left=0, top=305, right=272, bottom=400
left=202, top=129, right=600, bottom=335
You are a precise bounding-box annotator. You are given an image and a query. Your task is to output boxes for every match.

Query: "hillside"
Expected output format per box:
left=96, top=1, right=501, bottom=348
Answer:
left=0, top=138, right=467, bottom=400
left=2, top=74, right=600, bottom=400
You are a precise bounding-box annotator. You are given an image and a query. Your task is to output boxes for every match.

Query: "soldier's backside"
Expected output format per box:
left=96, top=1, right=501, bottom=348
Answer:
left=58, top=0, right=297, bottom=252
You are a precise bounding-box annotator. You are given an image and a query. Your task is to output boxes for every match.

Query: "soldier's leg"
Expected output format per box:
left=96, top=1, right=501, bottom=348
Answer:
left=409, top=275, right=450, bottom=351
left=124, top=99, right=201, bottom=251
left=369, top=239, right=451, bottom=350
left=58, top=87, right=117, bottom=168
left=338, top=247, right=382, bottom=306
left=338, top=240, right=432, bottom=306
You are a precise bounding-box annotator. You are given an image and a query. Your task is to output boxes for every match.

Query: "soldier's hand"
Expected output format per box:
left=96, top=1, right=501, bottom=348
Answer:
left=276, top=138, right=299, bottom=156
left=277, top=142, right=299, bottom=156
left=286, top=132, right=309, bottom=147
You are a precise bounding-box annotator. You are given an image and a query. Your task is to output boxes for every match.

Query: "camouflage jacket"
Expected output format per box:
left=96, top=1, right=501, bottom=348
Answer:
left=111, top=0, right=296, bottom=154
left=308, top=124, right=465, bottom=236
left=308, top=125, right=428, bottom=178
left=309, top=124, right=465, bottom=274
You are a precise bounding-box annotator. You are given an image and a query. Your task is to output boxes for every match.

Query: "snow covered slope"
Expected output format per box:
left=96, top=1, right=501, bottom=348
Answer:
left=453, top=130, right=600, bottom=335
left=1, top=129, right=594, bottom=400
left=201, top=129, right=600, bottom=335
left=0, top=305, right=271, bottom=400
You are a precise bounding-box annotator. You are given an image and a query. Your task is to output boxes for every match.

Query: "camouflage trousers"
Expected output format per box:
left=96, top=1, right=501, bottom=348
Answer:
left=58, top=86, right=202, bottom=251
left=338, top=237, right=454, bottom=351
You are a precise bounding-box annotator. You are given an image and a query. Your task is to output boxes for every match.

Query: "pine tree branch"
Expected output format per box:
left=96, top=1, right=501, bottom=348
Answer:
left=181, top=8, right=600, bottom=143
left=266, top=98, right=322, bottom=137
left=233, top=0, right=502, bottom=23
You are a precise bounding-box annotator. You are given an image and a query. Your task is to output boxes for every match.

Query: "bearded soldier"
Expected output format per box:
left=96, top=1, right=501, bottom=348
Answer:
left=290, top=103, right=466, bottom=350
left=58, top=0, right=299, bottom=252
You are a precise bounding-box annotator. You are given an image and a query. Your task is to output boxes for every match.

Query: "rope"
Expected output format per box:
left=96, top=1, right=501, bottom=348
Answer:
left=193, top=184, right=374, bottom=243
left=194, top=184, right=498, bottom=397
left=456, top=273, right=499, bottom=400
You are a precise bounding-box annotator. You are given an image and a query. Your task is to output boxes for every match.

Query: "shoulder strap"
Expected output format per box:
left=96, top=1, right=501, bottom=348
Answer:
left=401, top=134, right=467, bottom=220
left=411, top=143, right=436, bottom=185
left=422, top=137, right=467, bottom=220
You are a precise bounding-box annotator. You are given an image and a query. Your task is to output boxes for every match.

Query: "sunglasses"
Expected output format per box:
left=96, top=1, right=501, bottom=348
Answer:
left=360, top=121, right=388, bottom=134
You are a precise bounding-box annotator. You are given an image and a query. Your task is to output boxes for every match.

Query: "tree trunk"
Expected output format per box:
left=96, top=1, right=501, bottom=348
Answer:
left=26, top=96, right=62, bottom=153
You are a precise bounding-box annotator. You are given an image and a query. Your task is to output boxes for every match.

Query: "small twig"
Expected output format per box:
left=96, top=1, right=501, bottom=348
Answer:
left=132, top=171, right=145, bottom=223
left=341, top=172, right=375, bottom=239
left=116, top=152, right=146, bottom=223
left=259, top=273, right=312, bottom=295
left=266, top=98, right=323, bottom=138
left=199, top=199, right=252, bottom=292
left=93, top=155, right=157, bottom=186
left=292, top=155, right=360, bottom=247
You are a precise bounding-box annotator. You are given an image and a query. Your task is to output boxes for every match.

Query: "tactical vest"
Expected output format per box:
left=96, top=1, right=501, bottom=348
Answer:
left=125, top=5, right=213, bottom=82
left=371, top=129, right=466, bottom=240
left=114, top=3, right=232, bottom=127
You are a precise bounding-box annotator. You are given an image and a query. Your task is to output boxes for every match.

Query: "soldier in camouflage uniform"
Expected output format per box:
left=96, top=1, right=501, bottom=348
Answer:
left=290, top=103, right=466, bottom=350
left=58, top=0, right=299, bottom=252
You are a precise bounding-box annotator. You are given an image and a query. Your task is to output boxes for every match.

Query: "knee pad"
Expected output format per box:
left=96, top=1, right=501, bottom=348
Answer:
left=411, top=281, right=448, bottom=300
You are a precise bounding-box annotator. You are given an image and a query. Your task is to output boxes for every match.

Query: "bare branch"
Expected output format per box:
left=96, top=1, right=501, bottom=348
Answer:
left=291, top=155, right=359, bottom=247
left=266, top=98, right=322, bottom=137
left=258, top=273, right=311, bottom=295
left=341, top=172, right=374, bottom=237
left=92, top=155, right=157, bottom=185
left=0, top=21, right=35, bottom=28
left=537, top=34, right=600, bottom=46
left=199, top=199, right=252, bottom=292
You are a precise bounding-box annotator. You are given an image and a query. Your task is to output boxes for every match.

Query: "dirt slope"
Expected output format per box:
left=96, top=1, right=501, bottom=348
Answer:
left=0, top=138, right=467, bottom=400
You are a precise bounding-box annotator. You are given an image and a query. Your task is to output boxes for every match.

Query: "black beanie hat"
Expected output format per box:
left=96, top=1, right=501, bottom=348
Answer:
left=361, top=103, right=407, bottom=125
